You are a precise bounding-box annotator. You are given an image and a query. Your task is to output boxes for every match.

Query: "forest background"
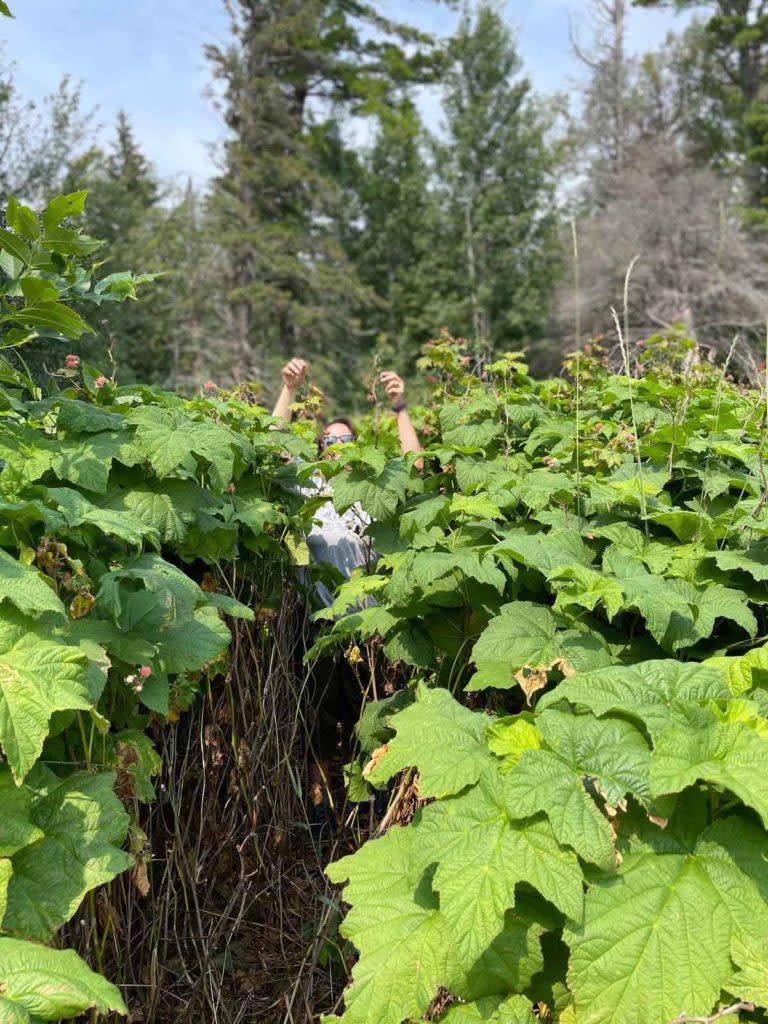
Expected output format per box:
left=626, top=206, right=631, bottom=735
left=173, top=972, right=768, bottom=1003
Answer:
left=3, top=0, right=768, bottom=412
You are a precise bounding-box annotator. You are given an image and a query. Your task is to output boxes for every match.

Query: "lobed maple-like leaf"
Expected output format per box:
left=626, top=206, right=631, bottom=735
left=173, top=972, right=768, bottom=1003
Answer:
left=413, top=769, right=584, bottom=965
left=468, top=602, right=610, bottom=693
left=0, top=550, right=64, bottom=618
left=566, top=817, right=768, bottom=1024
left=2, top=770, right=132, bottom=940
left=504, top=710, right=650, bottom=868
left=0, top=613, right=93, bottom=782
left=365, top=683, right=493, bottom=798
left=651, top=703, right=768, bottom=826
left=540, top=661, right=729, bottom=738
left=324, top=825, right=459, bottom=1024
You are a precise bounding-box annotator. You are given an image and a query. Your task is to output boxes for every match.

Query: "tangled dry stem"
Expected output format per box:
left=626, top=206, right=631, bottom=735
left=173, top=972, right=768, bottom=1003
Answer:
left=63, top=579, right=358, bottom=1024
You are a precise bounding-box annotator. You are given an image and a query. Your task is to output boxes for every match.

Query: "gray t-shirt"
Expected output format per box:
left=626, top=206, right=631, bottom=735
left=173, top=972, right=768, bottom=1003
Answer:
left=298, top=470, right=374, bottom=609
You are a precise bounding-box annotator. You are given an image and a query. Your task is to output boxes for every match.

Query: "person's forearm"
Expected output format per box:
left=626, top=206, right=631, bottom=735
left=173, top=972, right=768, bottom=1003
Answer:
left=396, top=408, right=422, bottom=459
left=272, top=384, right=297, bottom=422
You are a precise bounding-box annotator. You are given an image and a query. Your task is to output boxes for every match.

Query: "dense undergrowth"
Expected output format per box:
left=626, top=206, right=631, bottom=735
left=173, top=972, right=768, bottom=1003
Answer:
left=0, top=193, right=325, bottom=1021
left=315, top=337, right=768, bottom=1024
left=3, top=193, right=768, bottom=1024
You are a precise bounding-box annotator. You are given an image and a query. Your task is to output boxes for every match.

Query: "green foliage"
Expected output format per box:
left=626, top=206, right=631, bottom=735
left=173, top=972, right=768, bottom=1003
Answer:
left=320, top=334, right=768, bottom=1022
left=0, top=938, right=126, bottom=1023
left=0, top=194, right=318, bottom=1021
left=634, top=0, right=768, bottom=223
left=0, top=190, right=153, bottom=392
left=427, top=2, right=560, bottom=351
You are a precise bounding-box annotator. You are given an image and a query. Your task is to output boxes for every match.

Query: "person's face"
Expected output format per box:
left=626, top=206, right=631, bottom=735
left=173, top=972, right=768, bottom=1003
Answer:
left=320, top=421, right=356, bottom=459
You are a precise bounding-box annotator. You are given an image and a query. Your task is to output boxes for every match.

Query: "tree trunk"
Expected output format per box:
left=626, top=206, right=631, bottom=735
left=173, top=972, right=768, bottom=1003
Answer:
left=613, top=0, right=626, bottom=178
left=464, top=199, right=485, bottom=343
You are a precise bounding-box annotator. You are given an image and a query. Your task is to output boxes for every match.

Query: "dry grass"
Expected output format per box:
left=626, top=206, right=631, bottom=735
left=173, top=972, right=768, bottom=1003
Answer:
left=64, top=583, right=363, bottom=1024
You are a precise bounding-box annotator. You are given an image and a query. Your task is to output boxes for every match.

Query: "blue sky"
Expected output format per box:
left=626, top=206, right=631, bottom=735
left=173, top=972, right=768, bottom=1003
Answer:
left=1, top=1, right=699, bottom=188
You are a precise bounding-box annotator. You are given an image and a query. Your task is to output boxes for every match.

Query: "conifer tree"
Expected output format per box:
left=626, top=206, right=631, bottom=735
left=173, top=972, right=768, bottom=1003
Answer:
left=205, top=0, right=451, bottom=400
left=429, top=2, right=560, bottom=355
left=350, top=100, right=439, bottom=376
left=634, top=0, right=768, bottom=224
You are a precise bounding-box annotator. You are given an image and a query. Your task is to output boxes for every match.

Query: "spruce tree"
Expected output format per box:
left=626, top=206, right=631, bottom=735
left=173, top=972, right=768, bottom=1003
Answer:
left=205, top=0, right=451, bottom=402
left=634, top=0, right=768, bottom=225
left=429, top=2, right=560, bottom=356
left=63, top=113, right=174, bottom=385
left=350, top=100, right=439, bottom=376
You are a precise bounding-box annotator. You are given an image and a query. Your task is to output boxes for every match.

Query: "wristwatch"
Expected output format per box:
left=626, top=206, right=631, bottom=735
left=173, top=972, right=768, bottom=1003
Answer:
left=392, top=401, right=407, bottom=414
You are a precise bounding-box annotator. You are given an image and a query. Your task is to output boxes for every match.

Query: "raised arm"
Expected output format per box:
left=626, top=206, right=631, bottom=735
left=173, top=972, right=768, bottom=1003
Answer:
left=380, top=371, right=422, bottom=461
left=272, top=358, right=308, bottom=422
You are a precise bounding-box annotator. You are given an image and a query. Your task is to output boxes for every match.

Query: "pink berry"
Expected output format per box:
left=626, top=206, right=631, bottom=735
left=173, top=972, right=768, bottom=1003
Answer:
left=94, top=375, right=108, bottom=388
left=65, top=354, right=80, bottom=369
left=139, top=665, right=152, bottom=679
left=204, top=380, right=216, bottom=392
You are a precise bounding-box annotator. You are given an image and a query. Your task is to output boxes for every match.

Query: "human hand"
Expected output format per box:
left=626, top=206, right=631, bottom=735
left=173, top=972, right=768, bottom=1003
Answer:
left=380, top=371, right=405, bottom=407
left=282, top=358, right=308, bottom=391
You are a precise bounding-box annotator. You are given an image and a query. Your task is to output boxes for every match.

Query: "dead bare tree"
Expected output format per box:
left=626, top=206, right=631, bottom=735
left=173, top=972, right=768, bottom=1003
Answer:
left=557, top=137, right=768, bottom=366
left=571, top=0, right=628, bottom=181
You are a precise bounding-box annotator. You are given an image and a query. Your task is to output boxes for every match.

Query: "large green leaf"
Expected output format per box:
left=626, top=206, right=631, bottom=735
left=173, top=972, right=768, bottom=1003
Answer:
left=365, top=684, right=493, bottom=798
left=567, top=849, right=730, bottom=1024
left=2, top=302, right=91, bottom=340
left=0, top=229, right=31, bottom=266
left=41, top=191, right=88, bottom=229
left=325, top=825, right=459, bottom=1024
left=550, top=566, right=625, bottom=621
left=107, top=482, right=203, bottom=545
left=47, top=487, right=157, bottom=547
left=387, top=549, right=505, bottom=607
left=713, top=543, right=768, bottom=582
left=566, top=817, right=768, bottom=1024
left=333, top=461, right=412, bottom=521
left=5, top=198, right=39, bottom=240
left=130, top=406, right=238, bottom=489
left=707, top=643, right=768, bottom=696
left=504, top=710, right=650, bottom=868
left=540, top=661, right=729, bottom=738
left=2, top=771, right=132, bottom=939
left=0, top=550, right=64, bottom=617
left=665, top=579, right=757, bottom=647
left=0, top=424, right=123, bottom=494
left=494, top=528, right=594, bottom=576
left=0, top=425, right=54, bottom=491
left=0, top=938, right=126, bottom=1022
left=413, top=770, right=584, bottom=964
left=50, top=432, right=122, bottom=493
left=0, top=616, right=93, bottom=781
left=468, top=602, right=610, bottom=694
left=99, top=553, right=203, bottom=623
left=602, top=548, right=696, bottom=648
left=0, top=771, right=43, bottom=858
left=56, top=399, right=127, bottom=434
left=651, top=703, right=768, bottom=826
left=156, top=605, right=231, bottom=674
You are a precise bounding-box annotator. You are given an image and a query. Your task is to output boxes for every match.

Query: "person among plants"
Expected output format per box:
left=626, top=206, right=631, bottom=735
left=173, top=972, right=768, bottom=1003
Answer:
left=272, top=358, right=421, bottom=835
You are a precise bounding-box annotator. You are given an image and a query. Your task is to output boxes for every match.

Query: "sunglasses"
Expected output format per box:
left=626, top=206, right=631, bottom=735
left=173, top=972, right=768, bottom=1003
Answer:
left=320, top=432, right=356, bottom=450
